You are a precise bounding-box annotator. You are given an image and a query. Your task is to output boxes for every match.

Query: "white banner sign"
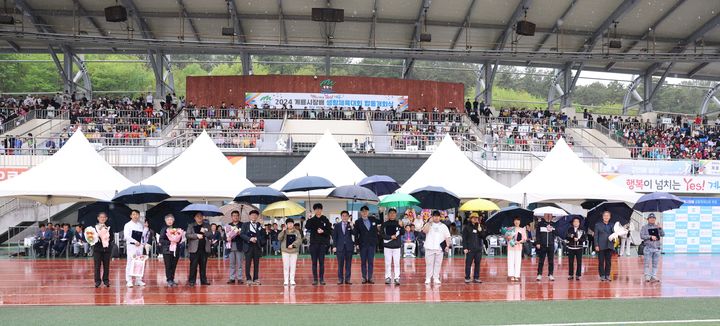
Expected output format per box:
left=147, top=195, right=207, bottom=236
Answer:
left=603, top=174, right=720, bottom=194
left=245, top=92, right=408, bottom=110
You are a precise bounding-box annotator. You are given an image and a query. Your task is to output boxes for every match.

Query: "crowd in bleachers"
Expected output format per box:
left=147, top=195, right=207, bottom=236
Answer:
left=185, top=104, right=266, bottom=149
left=480, top=107, right=574, bottom=153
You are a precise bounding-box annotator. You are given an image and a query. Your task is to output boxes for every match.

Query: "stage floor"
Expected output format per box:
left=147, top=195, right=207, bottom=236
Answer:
left=1, top=254, right=718, bottom=306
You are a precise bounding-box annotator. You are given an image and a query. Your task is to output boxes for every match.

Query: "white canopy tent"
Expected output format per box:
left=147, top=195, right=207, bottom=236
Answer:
left=270, top=131, right=367, bottom=198
left=141, top=130, right=254, bottom=200
left=0, top=130, right=133, bottom=204
left=511, top=138, right=640, bottom=205
left=397, top=134, right=520, bottom=202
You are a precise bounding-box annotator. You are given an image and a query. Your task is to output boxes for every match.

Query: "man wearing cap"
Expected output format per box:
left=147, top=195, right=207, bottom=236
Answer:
left=640, top=213, right=665, bottom=283
left=461, top=213, right=486, bottom=283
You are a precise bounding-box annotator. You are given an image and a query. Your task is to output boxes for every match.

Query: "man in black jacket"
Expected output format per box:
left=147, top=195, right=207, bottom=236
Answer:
left=381, top=208, right=403, bottom=285
left=594, top=211, right=614, bottom=281
left=305, top=203, right=332, bottom=285
left=462, top=213, right=486, bottom=283
left=332, top=210, right=354, bottom=285
left=535, top=213, right=558, bottom=281
left=354, top=205, right=380, bottom=284
left=92, top=213, right=113, bottom=288
left=240, top=210, right=266, bottom=285
left=158, top=214, right=180, bottom=287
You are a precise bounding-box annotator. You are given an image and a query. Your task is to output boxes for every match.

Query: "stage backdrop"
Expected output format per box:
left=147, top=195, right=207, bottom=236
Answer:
left=186, top=75, right=464, bottom=111
left=662, top=197, right=720, bottom=253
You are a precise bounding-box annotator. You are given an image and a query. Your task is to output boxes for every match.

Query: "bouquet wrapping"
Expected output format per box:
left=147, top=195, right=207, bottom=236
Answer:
left=84, top=226, right=98, bottom=246
left=608, top=221, right=628, bottom=241
left=500, top=226, right=517, bottom=247
left=97, top=225, right=111, bottom=248
left=166, top=228, right=184, bottom=253
left=225, top=225, right=240, bottom=249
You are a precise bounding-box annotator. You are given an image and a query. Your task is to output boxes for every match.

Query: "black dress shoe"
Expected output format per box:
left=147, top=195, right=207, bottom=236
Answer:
left=473, top=279, right=483, bottom=284
left=227, top=280, right=235, bottom=284
left=367, top=279, right=375, bottom=284
left=345, top=281, right=352, bottom=285
left=201, top=282, right=211, bottom=286
left=312, top=280, right=319, bottom=286
left=337, top=280, right=344, bottom=285
left=188, top=282, right=196, bottom=287
left=95, top=282, right=101, bottom=288
left=104, top=282, right=110, bottom=287
left=361, top=279, right=368, bottom=284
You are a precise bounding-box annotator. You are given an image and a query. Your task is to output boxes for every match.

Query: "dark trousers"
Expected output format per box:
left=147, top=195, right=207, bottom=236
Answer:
left=464, top=249, right=482, bottom=279
left=359, top=245, right=375, bottom=280
left=309, top=243, right=327, bottom=281
left=536, top=245, right=555, bottom=275
left=336, top=250, right=352, bottom=281
left=244, top=246, right=261, bottom=281
left=598, top=249, right=613, bottom=278
left=163, top=253, right=179, bottom=282
left=567, top=248, right=583, bottom=277
left=188, top=250, right=208, bottom=284
left=93, top=250, right=111, bottom=284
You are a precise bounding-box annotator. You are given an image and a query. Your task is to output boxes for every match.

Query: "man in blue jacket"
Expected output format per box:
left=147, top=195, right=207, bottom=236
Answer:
left=353, top=206, right=380, bottom=284
left=594, top=211, right=615, bottom=281
left=332, top=210, right=355, bottom=285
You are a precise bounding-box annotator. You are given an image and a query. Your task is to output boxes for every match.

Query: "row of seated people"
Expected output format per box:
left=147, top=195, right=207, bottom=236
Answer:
left=624, top=123, right=720, bottom=160
left=388, top=121, right=472, bottom=151
left=32, top=223, right=91, bottom=258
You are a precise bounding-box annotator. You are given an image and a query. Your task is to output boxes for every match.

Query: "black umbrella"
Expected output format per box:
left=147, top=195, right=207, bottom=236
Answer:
left=234, top=186, right=288, bottom=205
left=281, top=176, right=335, bottom=192
left=358, top=175, right=400, bottom=196
left=586, top=202, right=633, bottom=231
left=146, top=200, right=192, bottom=232
left=485, top=206, right=534, bottom=234
left=581, top=199, right=605, bottom=210
left=555, top=214, right=584, bottom=237
left=633, top=192, right=684, bottom=212
left=409, top=186, right=460, bottom=210
left=112, top=184, right=170, bottom=204
left=77, top=201, right=131, bottom=232
left=182, top=204, right=224, bottom=217
left=329, top=185, right=379, bottom=202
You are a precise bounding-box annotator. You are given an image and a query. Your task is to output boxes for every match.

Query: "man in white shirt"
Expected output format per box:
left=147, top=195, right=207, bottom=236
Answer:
left=422, top=210, right=451, bottom=285
left=124, top=210, right=145, bottom=287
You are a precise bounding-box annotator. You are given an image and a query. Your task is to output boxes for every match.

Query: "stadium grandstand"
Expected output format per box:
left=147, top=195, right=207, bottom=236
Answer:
left=1, top=0, right=720, bottom=325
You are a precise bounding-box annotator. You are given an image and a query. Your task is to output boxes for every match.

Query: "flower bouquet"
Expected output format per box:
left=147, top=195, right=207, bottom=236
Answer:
left=84, top=226, right=99, bottom=246
left=97, top=225, right=111, bottom=248
left=166, top=228, right=184, bottom=253
left=224, top=225, right=240, bottom=249
left=500, top=226, right=517, bottom=247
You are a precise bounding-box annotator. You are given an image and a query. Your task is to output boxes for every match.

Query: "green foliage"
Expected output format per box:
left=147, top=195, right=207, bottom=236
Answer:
left=0, top=54, right=61, bottom=94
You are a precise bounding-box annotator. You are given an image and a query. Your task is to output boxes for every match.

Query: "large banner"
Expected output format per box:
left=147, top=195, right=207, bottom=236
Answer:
left=0, top=167, right=27, bottom=181
left=663, top=197, right=720, bottom=253
left=603, top=174, right=720, bottom=194
left=245, top=92, right=409, bottom=111
left=600, top=158, right=692, bottom=175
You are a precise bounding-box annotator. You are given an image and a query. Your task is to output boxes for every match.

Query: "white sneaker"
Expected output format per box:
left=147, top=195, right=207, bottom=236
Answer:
left=549, top=275, right=555, bottom=281
left=135, top=280, right=146, bottom=287
left=433, top=279, right=441, bottom=285
left=425, top=278, right=431, bottom=285
left=536, top=275, right=542, bottom=281
left=283, top=282, right=289, bottom=286
left=126, top=281, right=134, bottom=288
left=290, top=281, right=296, bottom=286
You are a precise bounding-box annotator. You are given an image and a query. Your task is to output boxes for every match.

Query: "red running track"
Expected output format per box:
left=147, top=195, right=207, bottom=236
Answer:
left=0, top=254, right=718, bottom=305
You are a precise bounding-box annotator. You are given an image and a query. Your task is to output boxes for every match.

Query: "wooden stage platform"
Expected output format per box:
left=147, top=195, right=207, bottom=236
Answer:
left=1, top=254, right=718, bottom=306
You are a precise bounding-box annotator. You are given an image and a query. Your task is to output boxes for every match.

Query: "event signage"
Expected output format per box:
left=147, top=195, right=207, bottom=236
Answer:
left=245, top=92, right=409, bottom=111
left=0, top=167, right=27, bottom=181
left=662, top=197, right=720, bottom=253
left=600, top=158, right=692, bottom=175
left=603, top=174, right=720, bottom=194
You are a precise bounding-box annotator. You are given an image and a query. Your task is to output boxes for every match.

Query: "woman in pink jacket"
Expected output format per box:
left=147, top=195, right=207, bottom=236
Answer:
left=507, top=217, right=527, bottom=282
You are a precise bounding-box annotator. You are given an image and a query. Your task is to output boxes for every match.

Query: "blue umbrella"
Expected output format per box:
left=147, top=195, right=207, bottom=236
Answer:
left=358, top=175, right=400, bottom=196
left=329, top=185, right=379, bottom=202
left=555, top=215, right=584, bottom=237
left=281, top=176, right=335, bottom=192
left=485, top=207, right=534, bottom=234
left=146, top=200, right=193, bottom=232
left=409, top=186, right=460, bottom=210
left=633, top=192, right=684, bottom=212
left=181, top=203, right=223, bottom=217
left=234, top=186, right=288, bottom=205
left=112, top=184, right=170, bottom=204
left=586, top=202, right=633, bottom=231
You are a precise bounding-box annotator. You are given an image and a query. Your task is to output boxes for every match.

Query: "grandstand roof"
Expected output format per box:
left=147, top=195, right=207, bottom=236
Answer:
left=0, top=130, right=132, bottom=204
left=2, top=0, right=720, bottom=80
left=397, top=134, right=519, bottom=202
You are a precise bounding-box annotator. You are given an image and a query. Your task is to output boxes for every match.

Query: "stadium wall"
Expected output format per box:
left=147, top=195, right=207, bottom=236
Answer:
left=186, top=75, right=465, bottom=111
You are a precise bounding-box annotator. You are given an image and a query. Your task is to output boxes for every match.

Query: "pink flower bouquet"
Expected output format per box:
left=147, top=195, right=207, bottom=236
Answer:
left=97, top=225, right=111, bottom=248
left=166, top=228, right=184, bottom=253
left=225, top=225, right=240, bottom=249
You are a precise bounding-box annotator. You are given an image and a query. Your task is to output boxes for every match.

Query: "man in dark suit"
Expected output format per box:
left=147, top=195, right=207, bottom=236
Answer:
left=353, top=205, right=380, bottom=284
left=158, top=214, right=181, bottom=287
left=332, top=210, right=354, bottom=285
left=92, top=213, right=113, bottom=288
left=186, top=212, right=212, bottom=286
left=33, top=223, right=52, bottom=258
left=240, top=210, right=266, bottom=285
left=53, top=224, right=71, bottom=256
left=462, top=213, right=486, bottom=283
left=594, top=211, right=614, bottom=282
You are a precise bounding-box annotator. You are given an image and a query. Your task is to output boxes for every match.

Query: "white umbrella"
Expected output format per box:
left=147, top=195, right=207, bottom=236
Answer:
left=533, top=206, right=567, bottom=217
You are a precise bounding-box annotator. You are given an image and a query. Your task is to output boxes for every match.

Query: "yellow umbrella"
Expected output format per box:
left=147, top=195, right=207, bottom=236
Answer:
left=459, top=198, right=500, bottom=212
left=262, top=200, right=306, bottom=217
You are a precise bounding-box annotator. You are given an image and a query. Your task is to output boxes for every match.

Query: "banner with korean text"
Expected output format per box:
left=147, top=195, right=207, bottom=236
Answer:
left=245, top=92, right=408, bottom=111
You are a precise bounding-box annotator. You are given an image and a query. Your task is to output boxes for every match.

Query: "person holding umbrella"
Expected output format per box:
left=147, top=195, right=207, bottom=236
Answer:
left=535, top=213, right=558, bottom=281
left=594, top=211, right=614, bottom=282
left=305, top=203, right=332, bottom=285
left=640, top=213, right=665, bottom=283
left=186, top=212, right=212, bottom=286
left=423, top=210, right=451, bottom=285
left=565, top=217, right=586, bottom=280
left=241, top=210, right=266, bottom=285
left=462, top=213, right=486, bottom=284
left=354, top=205, right=381, bottom=284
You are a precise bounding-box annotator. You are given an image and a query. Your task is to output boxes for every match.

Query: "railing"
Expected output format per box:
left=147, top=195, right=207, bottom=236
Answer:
left=0, top=110, right=40, bottom=135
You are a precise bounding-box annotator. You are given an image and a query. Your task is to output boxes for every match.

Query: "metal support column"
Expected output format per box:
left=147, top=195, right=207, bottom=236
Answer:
left=700, top=83, right=720, bottom=115
left=324, top=55, right=331, bottom=76
left=241, top=53, right=252, bottom=75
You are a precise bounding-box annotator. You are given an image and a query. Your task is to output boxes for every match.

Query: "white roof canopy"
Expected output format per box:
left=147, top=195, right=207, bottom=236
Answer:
left=511, top=138, right=641, bottom=205
left=398, top=134, right=520, bottom=202
left=141, top=130, right=254, bottom=200
left=0, top=130, right=133, bottom=204
left=270, top=131, right=367, bottom=198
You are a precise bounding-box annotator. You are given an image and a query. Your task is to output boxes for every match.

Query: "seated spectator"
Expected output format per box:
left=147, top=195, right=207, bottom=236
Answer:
left=72, top=224, right=90, bottom=257
left=402, top=225, right=416, bottom=258
left=53, top=223, right=72, bottom=256
left=33, top=223, right=52, bottom=258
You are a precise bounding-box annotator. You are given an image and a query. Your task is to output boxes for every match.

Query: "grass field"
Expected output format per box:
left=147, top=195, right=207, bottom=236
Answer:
left=2, top=298, right=719, bottom=326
